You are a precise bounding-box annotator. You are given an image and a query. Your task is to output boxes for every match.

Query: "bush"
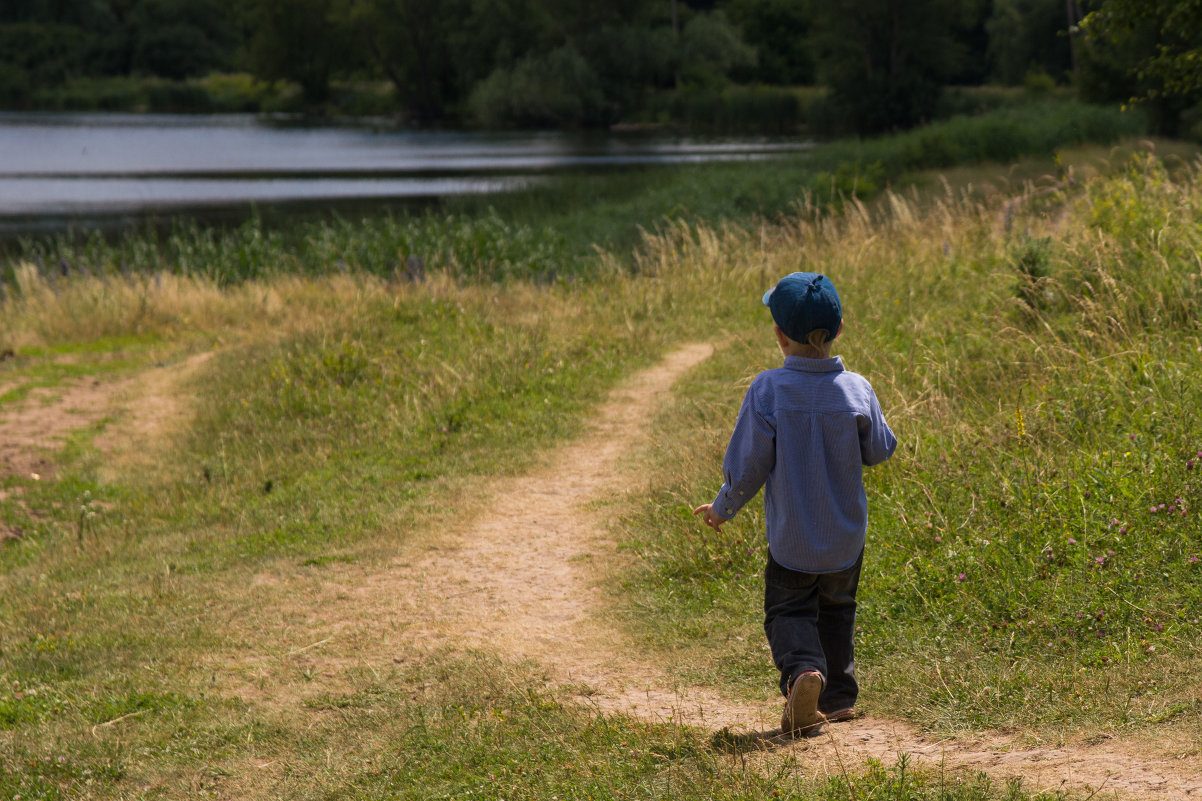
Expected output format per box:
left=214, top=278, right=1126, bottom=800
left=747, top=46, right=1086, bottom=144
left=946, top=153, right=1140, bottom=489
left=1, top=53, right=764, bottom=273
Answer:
left=146, top=81, right=214, bottom=113
left=468, top=46, right=612, bottom=129
left=196, top=72, right=271, bottom=113
left=0, top=62, right=31, bottom=107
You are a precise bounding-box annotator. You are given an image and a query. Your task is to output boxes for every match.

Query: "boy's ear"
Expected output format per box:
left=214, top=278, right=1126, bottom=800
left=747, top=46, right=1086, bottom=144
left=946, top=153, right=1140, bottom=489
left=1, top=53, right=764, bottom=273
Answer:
left=774, top=325, right=790, bottom=348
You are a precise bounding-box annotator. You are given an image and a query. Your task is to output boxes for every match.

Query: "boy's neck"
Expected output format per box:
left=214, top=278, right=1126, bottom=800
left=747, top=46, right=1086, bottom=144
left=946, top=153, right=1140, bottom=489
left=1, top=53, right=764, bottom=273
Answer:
left=782, top=343, right=833, bottom=359
left=775, top=325, right=833, bottom=360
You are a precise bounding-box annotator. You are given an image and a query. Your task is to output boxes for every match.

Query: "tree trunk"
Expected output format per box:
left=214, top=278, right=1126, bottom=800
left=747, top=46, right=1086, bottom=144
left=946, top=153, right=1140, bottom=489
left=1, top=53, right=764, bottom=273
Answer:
left=1065, top=0, right=1080, bottom=77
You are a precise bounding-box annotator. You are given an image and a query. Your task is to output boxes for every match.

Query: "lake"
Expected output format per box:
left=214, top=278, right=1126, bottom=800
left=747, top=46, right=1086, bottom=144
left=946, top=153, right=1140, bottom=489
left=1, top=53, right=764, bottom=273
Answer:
left=0, top=112, right=811, bottom=237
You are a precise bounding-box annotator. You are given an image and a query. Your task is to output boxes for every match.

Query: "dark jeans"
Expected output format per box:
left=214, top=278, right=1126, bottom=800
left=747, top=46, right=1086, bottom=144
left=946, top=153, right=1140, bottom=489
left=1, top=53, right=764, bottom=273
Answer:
left=763, top=549, right=862, bottom=713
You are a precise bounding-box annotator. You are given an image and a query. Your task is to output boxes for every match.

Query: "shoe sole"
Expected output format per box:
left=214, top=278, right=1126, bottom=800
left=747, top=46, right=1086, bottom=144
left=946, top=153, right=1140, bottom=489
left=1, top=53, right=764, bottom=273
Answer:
left=781, top=672, right=823, bottom=734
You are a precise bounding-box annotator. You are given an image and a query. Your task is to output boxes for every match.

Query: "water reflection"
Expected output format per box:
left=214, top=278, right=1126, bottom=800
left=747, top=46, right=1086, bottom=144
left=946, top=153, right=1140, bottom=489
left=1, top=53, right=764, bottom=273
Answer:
left=0, top=112, right=810, bottom=229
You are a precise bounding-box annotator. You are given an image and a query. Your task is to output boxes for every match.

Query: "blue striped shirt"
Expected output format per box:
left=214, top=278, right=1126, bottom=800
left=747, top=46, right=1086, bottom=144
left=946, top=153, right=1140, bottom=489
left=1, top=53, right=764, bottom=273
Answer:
left=712, top=355, right=896, bottom=573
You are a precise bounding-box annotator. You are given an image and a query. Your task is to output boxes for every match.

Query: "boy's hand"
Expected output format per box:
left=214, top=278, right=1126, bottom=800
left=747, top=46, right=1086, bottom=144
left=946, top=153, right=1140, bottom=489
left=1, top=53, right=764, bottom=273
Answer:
left=692, top=503, right=728, bottom=532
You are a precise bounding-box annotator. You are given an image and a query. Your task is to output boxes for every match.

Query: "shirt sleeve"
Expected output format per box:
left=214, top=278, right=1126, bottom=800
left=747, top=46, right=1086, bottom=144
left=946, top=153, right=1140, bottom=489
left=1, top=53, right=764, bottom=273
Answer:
left=858, top=389, right=897, bottom=467
left=711, top=382, right=776, bottom=519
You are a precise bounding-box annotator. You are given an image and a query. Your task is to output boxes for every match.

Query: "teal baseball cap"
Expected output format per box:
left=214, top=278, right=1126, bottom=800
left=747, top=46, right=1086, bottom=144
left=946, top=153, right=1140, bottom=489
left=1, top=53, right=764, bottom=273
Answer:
left=762, top=272, right=842, bottom=343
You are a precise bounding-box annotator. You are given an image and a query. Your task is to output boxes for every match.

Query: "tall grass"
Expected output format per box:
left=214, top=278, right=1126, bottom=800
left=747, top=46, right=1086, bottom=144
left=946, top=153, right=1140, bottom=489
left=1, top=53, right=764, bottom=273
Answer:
left=617, top=148, right=1202, bottom=737
left=2, top=99, right=1147, bottom=298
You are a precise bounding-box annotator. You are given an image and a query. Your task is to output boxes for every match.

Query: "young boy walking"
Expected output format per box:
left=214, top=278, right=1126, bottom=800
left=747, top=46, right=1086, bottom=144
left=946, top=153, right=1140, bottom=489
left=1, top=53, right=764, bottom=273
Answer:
left=694, top=272, right=896, bottom=736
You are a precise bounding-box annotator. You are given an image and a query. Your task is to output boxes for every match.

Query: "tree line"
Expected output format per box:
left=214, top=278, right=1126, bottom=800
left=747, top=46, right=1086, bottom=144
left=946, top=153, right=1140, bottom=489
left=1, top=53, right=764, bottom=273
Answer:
left=1, top=0, right=1198, bottom=135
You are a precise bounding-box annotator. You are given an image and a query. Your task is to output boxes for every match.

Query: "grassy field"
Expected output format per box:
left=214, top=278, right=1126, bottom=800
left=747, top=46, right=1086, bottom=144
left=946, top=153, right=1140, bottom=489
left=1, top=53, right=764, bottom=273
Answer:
left=1, top=106, right=1201, bottom=798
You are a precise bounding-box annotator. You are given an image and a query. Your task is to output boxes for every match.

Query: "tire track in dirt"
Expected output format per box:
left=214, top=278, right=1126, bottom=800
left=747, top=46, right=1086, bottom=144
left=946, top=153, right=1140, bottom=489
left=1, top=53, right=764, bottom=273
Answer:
left=379, top=342, right=1202, bottom=800
left=0, top=352, right=210, bottom=543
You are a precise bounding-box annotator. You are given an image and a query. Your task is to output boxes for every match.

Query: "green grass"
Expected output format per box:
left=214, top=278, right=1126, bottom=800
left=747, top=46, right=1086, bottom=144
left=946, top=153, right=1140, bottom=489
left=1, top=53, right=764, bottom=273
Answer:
left=1, top=113, right=1200, bottom=798
left=617, top=148, right=1202, bottom=739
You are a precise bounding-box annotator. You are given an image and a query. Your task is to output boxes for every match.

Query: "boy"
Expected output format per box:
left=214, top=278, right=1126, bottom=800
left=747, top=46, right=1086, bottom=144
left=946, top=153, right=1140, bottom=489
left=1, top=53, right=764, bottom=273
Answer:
left=694, top=272, right=896, bottom=736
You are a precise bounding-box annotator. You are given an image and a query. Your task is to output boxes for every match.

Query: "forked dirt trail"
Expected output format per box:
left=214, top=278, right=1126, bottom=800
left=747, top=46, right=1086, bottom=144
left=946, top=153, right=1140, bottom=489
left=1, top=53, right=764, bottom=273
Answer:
left=5, top=344, right=1201, bottom=798
left=380, top=342, right=1202, bottom=800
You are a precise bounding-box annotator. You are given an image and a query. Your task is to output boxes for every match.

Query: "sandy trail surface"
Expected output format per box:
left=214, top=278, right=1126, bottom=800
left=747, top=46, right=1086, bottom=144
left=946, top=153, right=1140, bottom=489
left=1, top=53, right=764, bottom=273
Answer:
left=355, top=342, right=1202, bottom=800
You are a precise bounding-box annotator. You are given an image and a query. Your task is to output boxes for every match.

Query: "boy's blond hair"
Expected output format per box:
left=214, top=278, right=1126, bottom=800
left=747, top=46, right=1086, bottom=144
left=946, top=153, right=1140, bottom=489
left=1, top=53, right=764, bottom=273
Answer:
left=777, top=325, right=833, bottom=359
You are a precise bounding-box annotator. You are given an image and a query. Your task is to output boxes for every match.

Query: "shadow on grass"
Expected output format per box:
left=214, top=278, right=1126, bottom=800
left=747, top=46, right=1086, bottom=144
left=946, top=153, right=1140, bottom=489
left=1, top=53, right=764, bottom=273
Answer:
left=709, top=724, right=825, bottom=754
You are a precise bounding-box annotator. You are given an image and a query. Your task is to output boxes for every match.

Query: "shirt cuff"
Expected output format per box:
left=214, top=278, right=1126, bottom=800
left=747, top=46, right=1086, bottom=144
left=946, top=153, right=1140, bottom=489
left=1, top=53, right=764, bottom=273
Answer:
left=711, top=487, right=744, bottom=520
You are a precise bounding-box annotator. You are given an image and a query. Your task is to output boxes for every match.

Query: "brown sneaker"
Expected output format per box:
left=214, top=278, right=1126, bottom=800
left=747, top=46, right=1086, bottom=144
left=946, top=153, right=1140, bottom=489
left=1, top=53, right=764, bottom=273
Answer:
left=781, top=670, right=823, bottom=735
left=820, top=707, right=856, bottom=723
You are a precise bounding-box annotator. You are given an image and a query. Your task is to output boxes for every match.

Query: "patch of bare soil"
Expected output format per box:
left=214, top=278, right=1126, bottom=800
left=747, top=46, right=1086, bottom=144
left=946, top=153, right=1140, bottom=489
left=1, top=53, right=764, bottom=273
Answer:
left=0, top=353, right=213, bottom=482
left=0, top=352, right=212, bottom=539
left=0, top=377, right=122, bottom=482
left=92, top=352, right=213, bottom=481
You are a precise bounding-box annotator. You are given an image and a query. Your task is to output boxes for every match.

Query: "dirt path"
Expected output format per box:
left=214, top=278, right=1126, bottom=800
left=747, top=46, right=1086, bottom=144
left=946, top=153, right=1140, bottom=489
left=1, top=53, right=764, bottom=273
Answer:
left=7, top=344, right=1202, bottom=798
left=369, top=342, right=1202, bottom=800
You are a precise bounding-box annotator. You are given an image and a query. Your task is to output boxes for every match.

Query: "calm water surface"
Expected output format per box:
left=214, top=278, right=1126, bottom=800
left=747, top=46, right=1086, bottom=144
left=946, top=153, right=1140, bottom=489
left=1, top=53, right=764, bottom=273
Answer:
left=0, top=112, right=810, bottom=232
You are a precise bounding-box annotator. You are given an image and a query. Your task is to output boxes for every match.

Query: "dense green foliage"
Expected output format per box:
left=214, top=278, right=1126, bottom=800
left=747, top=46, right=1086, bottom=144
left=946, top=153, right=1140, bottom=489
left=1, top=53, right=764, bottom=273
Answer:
left=1079, top=0, right=1202, bottom=137
left=3, top=0, right=1197, bottom=135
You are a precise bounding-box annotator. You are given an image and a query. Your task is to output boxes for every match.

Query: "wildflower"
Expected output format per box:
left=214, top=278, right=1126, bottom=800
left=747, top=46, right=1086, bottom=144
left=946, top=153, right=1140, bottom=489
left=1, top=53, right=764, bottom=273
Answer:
left=1015, top=407, right=1026, bottom=439
left=957, top=573, right=967, bottom=582
left=1068, top=537, right=1077, bottom=544
left=1190, top=556, right=1200, bottom=564
left=1095, top=556, right=1105, bottom=565
left=934, top=535, right=942, bottom=543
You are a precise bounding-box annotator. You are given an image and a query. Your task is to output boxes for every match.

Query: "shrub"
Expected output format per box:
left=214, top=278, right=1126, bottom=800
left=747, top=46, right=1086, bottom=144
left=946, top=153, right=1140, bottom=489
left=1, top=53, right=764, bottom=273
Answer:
left=468, top=46, right=612, bottom=129
left=146, top=81, right=214, bottom=113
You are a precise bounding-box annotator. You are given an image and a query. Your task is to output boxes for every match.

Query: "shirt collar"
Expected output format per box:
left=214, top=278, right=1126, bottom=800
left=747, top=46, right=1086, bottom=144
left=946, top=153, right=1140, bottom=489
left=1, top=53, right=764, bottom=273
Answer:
left=783, top=355, right=844, bottom=373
